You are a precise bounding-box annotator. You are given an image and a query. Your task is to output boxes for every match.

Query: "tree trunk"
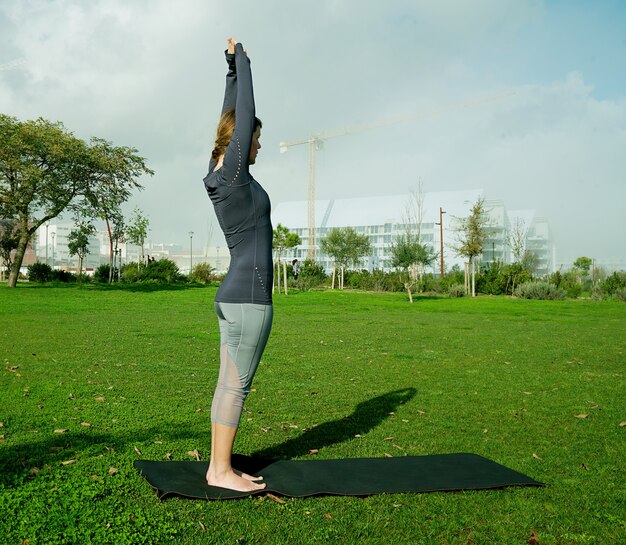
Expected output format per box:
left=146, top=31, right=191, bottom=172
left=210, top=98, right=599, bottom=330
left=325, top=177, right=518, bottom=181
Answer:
left=340, top=266, right=345, bottom=290
left=464, top=262, right=469, bottom=295
left=331, top=263, right=336, bottom=290
left=105, top=218, right=113, bottom=283
left=471, top=259, right=476, bottom=297
left=8, top=234, right=30, bottom=288
left=283, top=261, right=288, bottom=296
left=405, top=282, right=413, bottom=303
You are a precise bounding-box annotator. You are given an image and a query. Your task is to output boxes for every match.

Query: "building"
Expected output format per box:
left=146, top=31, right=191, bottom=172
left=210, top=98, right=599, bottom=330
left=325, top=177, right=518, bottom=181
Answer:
left=272, top=189, right=555, bottom=276
left=35, top=222, right=102, bottom=272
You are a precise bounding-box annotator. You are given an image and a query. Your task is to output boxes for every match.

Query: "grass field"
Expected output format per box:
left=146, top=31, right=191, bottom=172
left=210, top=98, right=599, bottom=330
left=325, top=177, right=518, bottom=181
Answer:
left=1, top=284, right=624, bottom=545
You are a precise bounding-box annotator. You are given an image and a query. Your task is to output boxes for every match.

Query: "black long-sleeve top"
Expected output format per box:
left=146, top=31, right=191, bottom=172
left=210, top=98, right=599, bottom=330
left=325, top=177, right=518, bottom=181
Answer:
left=203, top=43, right=273, bottom=305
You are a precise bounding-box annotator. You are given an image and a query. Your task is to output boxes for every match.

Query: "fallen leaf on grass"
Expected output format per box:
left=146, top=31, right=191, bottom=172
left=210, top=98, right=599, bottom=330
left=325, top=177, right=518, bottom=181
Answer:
left=108, top=467, right=118, bottom=475
left=105, top=446, right=115, bottom=452
left=574, top=414, right=588, bottom=419
left=384, top=453, right=393, bottom=458
left=619, top=421, right=626, bottom=427
left=61, top=459, right=77, bottom=466
left=198, top=521, right=207, bottom=532
left=54, top=429, right=68, bottom=434
left=392, top=444, right=405, bottom=451
left=95, top=397, right=106, bottom=402
left=187, top=449, right=201, bottom=461
left=0, top=435, right=4, bottom=441
left=528, top=529, right=540, bottom=545
left=308, top=449, right=319, bottom=455
left=0, top=422, right=4, bottom=428
left=80, top=422, right=91, bottom=427
left=165, top=453, right=172, bottom=460
left=324, top=513, right=333, bottom=519
left=580, top=463, right=589, bottom=470
left=134, top=447, right=142, bottom=456
left=354, top=434, right=361, bottom=438
left=384, top=437, right=395, bottom=441
left=532, top=453, right=543, bottom=461
left=195, top=408, right=204, bottom=413
left=30, top=467, right=40, bottom=475
left=417, top=410, right=426, bottom=415
left=267, top=493, right=286, bottom=504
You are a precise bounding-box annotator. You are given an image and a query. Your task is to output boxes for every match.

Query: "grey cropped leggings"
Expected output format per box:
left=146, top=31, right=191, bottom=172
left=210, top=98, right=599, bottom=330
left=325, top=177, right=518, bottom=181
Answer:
left=211, top=302, right=273, bottom=428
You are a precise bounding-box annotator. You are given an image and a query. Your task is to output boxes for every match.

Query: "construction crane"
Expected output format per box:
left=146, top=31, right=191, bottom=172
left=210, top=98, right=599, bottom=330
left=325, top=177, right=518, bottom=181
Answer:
left=0, top=57, right=26, bottom=72
left=279, top=90, right=515, bottom=261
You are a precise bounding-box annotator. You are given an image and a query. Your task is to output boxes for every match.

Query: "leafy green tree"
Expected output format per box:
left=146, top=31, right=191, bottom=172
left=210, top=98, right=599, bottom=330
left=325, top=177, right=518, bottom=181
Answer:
left=67, top=223, right=96, bottom=277
left=126, top=207, right=150, bottom=266
left=272, top=223, right=301, bottom=294
left=0, top=218, right=19, bottom=281
left=573, top=256, right=592, bottom=278
left=0, top=114, right=152, bottom=287
left=390, top=233, right=437, bottom=303
left=320, top=227, right=371, bottom=290
left=453, top=197, right=490, bottom=297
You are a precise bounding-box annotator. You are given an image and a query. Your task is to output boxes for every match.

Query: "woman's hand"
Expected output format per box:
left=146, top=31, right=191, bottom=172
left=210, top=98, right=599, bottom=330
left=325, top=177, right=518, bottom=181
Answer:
left=227, top=37, right=237, bottom=55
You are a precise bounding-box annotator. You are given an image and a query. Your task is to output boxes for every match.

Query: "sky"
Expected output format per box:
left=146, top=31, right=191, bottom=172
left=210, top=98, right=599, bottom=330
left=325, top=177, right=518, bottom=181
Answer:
left=1, top=0, right=624, bottom=265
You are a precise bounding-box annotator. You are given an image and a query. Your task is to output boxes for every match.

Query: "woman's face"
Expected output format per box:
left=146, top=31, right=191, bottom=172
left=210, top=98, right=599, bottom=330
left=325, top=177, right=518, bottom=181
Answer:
left=249, top=127, right=261, bottom=165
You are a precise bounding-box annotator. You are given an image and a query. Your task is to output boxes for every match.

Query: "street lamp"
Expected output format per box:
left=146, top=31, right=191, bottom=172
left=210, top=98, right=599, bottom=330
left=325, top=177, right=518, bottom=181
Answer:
left=435, top=207, right=446, bottom=278
left=45, top=222, right=49, bottom=265
left=189, top=231, right=194, bottom=274
left=51, top=232, right=56, bottom=269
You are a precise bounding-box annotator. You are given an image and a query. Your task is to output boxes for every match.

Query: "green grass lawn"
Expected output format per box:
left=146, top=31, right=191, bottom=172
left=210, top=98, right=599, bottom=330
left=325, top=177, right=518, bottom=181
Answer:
left=1, top=284, right=624, bottom=545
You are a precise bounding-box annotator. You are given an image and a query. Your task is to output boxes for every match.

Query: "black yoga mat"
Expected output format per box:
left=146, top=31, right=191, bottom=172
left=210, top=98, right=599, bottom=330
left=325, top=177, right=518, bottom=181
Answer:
left=134, top=453, right=543, bottom=500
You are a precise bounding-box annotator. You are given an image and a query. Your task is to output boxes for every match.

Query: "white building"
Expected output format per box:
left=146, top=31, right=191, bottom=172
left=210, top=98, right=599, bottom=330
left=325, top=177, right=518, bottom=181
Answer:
left=35, top=222, right=102, bottom=272
left=272, top=189, right=555, bottom=276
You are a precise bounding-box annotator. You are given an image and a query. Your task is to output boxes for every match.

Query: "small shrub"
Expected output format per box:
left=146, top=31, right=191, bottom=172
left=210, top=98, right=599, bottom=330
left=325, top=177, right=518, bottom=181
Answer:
left=94, top=264, right=112, bottom=283
left=448, top=283, right=465, bottom=298
left=27, top=262, right=52, bottom=282
left=515, top=281, right=565, bottom=300
left=121, top=259, right=184, bottom=283
left=295, top=259, right=327, bottom=291
left=601, top=272, right=626, bottom=295
left=614, top=287, right=626, bottom=302
left=190, top=262, right=216, bottom=284
left=50, top=269, right=77, bottom=283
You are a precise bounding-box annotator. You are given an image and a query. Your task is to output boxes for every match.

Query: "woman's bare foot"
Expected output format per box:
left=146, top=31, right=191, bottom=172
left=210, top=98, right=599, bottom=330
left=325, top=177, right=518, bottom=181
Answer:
left=206, top=468, right=266, bottom=492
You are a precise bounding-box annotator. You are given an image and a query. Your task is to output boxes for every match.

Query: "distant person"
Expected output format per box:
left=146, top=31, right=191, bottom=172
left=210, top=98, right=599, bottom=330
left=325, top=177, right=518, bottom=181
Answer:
left=202, top=38, right=272, bottom=492
left=292, top=259, right=299, bottom=279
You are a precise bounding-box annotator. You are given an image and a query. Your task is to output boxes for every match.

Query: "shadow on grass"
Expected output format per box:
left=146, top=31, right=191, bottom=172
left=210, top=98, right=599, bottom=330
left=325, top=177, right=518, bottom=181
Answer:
left=252, top=388, right=416, bottom=460
left=0, top=424, right=216, bottom=489
left=0, top=389, right=415, bottom=488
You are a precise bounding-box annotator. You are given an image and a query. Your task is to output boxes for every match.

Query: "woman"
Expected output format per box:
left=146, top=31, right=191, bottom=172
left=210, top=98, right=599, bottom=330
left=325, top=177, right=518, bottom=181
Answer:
left=202, top=38, right=272, bottom=492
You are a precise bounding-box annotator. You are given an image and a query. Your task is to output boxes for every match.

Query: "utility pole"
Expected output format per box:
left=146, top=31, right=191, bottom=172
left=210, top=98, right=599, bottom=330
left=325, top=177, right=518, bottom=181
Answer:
left=189, top=231, right=194, bottom=274
left=436, top=207, right=446, bottom=277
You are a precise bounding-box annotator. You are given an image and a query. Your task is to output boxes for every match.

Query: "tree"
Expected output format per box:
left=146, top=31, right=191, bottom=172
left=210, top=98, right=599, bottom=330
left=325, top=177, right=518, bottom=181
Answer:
left=320, top=227, right=371, bottom=290
left=505, top=218, right=534, bottom=293
left=272, top=223, right=301, bottom=294
left=126, top=207, right=150, bottom=267
left=390, top=234, right=438, bottom=303
left=573, top=256, right=592, bottom=276
left=73, top=138, right=152, bottom=282
left=391, top=183, right=438, bottom=302
left=506, top=217, right=527, bottom=264
left=67, top=223, right=96, bottom=277
left=0, top=114, right=152, bottom=287
left=0, top=218, right=19, bottom=281
left=453, top=197, right=490, bottom=297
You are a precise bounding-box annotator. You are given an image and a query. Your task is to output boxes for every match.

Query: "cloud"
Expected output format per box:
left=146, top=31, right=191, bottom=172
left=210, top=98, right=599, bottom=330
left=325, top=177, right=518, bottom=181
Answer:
left=1, top=0, right=624, bottom=264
